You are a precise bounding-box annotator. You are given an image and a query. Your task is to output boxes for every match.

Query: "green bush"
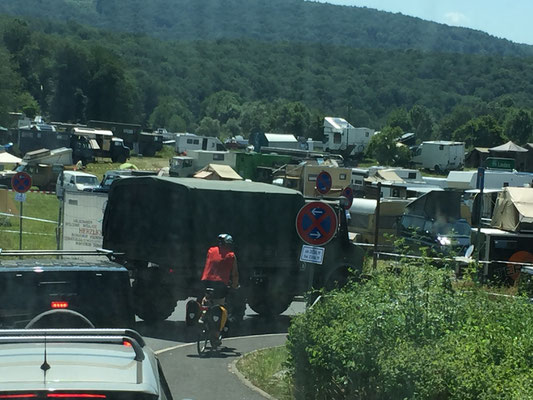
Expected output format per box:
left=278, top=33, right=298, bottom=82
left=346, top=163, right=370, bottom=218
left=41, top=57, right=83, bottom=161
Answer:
left=287, top=263, right=533, bottom=400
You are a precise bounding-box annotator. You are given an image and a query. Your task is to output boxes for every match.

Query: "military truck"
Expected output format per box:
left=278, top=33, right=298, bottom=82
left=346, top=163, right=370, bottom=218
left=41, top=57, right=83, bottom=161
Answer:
left=102, top=177, right=364, bottom=322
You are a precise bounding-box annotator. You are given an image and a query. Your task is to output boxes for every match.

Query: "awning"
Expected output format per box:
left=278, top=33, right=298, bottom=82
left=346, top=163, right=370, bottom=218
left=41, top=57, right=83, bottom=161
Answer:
left=0, top=151, right=22, bottom=164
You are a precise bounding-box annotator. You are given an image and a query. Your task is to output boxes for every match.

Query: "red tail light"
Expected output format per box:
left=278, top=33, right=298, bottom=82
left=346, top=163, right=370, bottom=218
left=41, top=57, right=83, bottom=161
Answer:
left=123, top=340, right=132, bottom=347
left=50, top=301, right=69, bottom=309
left=47, top=395, right=106, bottom=398
left=0, top=395, right=37, bottom=399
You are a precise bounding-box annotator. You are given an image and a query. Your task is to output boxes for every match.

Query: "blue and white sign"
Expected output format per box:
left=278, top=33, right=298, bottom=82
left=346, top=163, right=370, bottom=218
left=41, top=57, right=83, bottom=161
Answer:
left=300, top=245, right=325, bottom=264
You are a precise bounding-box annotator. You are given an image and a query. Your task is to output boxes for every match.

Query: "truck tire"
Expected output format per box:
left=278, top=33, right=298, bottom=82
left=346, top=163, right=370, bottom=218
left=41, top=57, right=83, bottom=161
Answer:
left=133, top=281, right=176, bottom=323
left=248, top=293, right=294, bottom=317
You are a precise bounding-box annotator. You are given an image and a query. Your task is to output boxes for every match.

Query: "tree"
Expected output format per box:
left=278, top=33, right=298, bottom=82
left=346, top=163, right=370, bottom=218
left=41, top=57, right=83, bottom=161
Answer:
left=409, top=105, right=434, bottom=141
left=50, top=42, right=91, bottom=122
left=365, top=126, right=410, bottom=166
left=436, top=105, right=474, bottom=141
left=272, top=101, right=312, bottom=137
left=239, top=101, right=272, bottom=137
left=452, top=115, right=506, bottom=149
left=149, top=97, right=193, bottom=131
left=3, top=19, right=31, bottom=54
left=202, top=91, right=242, bottom=125
left=196, top=117, right=221, bottom=137
left=504, top=109, right=532, bottom=145
left=221, top=118, right=242, bottom=139
left=386, top=108, right=411, bottom=132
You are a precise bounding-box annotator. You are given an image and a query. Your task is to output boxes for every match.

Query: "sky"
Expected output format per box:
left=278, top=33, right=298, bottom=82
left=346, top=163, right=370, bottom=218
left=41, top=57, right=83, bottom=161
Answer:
left=311, top=1, right=533, bottom=45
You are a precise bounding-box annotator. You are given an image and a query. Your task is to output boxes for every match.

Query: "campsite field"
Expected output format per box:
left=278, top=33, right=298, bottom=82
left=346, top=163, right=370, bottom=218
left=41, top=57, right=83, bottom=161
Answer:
left=0, top=156, right=170, bottom=250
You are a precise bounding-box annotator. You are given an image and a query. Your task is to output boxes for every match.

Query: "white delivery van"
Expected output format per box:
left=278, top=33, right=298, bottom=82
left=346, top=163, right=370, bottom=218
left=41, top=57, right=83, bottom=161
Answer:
left=56, top=171, right=99, bottom=198
left=411, top=141, right=465, bottom=172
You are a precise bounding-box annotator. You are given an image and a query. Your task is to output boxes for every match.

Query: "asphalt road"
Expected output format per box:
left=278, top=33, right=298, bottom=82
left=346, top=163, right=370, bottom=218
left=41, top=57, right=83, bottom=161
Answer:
left=157, top=334, right=288, bottom=400
left=136, top=299, right=306, bottom=399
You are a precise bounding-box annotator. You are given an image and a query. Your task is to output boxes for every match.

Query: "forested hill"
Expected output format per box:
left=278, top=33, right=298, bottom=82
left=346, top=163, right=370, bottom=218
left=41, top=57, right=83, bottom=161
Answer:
left=1, top=0, right=532, bottom=57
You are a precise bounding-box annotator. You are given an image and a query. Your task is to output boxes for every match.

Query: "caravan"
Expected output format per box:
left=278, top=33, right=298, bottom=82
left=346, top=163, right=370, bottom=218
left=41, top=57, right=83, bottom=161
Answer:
left=175, top=133, right=226, bottom=154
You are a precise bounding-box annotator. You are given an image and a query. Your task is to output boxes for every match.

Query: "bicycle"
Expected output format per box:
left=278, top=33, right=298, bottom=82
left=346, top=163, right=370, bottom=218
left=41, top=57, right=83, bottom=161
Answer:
left=195, top=287, right=228, bottom=357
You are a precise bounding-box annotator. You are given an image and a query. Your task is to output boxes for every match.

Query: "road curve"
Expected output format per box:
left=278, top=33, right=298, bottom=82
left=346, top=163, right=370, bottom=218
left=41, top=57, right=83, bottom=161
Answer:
left=157, top=333, right=288, bottom=400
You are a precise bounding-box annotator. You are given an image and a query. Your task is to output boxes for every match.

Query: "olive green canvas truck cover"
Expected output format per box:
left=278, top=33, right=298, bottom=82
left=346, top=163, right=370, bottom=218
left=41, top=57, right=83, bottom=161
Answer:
left=102, top=177, right=305, bottom=282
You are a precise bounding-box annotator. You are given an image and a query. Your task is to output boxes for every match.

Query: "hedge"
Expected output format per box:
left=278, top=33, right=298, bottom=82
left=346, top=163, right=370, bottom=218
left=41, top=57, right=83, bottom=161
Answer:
left=287, top=264, right=533, bottom=399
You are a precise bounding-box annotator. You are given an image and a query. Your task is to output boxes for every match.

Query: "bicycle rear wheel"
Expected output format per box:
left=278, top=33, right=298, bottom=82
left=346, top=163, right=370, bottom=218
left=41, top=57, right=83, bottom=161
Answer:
left=197, top=327, right=210, bottom=356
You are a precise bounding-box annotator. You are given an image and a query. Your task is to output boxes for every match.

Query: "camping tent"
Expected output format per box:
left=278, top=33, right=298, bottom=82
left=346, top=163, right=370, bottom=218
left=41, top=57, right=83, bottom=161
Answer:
left=491, top=187, right=533, bottom=232
left=489, top=141, right=528, bottom=171
left=193, top=163, right=243, bottom=180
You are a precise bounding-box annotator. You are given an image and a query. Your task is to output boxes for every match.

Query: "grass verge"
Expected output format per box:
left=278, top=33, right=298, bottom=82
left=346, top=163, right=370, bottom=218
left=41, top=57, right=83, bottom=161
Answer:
left=236, top=346, right=293, bottom=400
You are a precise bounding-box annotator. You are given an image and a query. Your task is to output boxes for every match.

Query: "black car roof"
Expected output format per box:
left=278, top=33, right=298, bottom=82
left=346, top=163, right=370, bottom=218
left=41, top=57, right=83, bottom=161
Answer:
left=0, top=258, right=127, bottom=273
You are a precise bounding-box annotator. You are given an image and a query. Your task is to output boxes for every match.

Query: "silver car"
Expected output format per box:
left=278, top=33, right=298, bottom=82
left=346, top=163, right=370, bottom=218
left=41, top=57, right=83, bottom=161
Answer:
left=0, top=328, right=173, bottom=399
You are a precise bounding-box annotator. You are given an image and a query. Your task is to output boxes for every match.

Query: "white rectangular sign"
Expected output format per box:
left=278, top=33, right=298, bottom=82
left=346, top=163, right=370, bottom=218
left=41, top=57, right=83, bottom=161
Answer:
left=15, top=192, right=26, bottom=202
left=62, top=191, right=108, bottom=250
left=300, top=245, right=325, bottom=265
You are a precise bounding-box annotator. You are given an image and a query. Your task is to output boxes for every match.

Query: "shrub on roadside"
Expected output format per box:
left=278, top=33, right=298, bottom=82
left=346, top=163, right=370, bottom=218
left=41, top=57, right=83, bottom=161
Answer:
left=287, top=263, right=533, bottom=400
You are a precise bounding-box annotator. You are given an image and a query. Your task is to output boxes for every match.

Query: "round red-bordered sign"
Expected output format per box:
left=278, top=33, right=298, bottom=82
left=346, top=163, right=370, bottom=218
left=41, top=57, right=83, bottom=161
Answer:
left=296, top=201, right=338, bottom=246
left=507, top=250, right=533, bottom=282
left=11, top=172, right=32, bottom=193
left=316, top=171, right=332, bottom=195
left=341, top=186, right=354, bottom=210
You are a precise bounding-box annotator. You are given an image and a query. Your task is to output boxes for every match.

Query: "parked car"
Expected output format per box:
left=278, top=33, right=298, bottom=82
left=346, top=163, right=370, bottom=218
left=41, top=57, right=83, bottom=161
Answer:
left=398, top=191, right=472, bottom=255
left=56, top=170, right=99, bottom=198
left=90, top=169, right=158, bottom=193
left=0, top=328, right=173, bottom=399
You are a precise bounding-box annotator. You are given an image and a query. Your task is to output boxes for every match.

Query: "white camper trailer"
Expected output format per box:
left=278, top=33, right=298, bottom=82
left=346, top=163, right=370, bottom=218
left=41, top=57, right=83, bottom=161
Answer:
left=447, top=170, right=533, bottom=190
left=175, top=133, right=226, bottom=154
left=411, top=141, right=465, bottom=172
left=323, top=117, right=375, bottom=157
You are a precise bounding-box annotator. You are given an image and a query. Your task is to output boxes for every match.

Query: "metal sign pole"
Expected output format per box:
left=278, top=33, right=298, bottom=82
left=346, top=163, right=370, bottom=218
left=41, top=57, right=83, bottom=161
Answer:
left=373, top=182, right=382, bottom=269
left=475, top=167, right=485, bottom=265
left=19, top=201, right=23, bottom=250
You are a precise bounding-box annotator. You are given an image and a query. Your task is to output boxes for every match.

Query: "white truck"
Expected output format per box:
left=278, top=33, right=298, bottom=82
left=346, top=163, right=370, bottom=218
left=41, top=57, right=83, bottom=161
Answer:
left=174, top=133, right=226, bottom=154
left=323, top=117, right=375, bottom=157
left=411, top=141, right=465, bottom=172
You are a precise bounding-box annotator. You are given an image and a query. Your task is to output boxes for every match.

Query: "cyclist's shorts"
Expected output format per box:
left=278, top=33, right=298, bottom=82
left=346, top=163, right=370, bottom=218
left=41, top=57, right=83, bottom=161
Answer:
left=202, top=280, right=228, bottom=299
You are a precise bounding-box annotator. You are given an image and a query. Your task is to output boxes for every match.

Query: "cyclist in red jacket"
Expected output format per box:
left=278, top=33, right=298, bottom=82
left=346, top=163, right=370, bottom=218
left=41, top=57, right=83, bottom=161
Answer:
left=201, top=233, right=239, bottom=304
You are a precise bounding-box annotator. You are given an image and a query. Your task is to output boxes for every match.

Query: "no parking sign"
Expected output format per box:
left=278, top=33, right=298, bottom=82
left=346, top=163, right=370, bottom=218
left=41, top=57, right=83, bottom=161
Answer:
left=295, top=201, right=338, bottom=246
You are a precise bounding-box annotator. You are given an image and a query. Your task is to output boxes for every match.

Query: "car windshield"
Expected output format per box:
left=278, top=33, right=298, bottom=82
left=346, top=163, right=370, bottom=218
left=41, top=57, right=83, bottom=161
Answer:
left=2, top=1, right=532, bottom=399
left=76, top=176, right=98, bottom=185
left=431, top=220, right=472, bottom=237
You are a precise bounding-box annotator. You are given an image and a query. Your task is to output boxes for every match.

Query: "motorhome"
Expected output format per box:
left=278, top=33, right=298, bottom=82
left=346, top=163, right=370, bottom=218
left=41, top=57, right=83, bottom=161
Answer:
left=277, top=162, right=351, bottom=197
left=323, top=117, right=375, bottom=157
left=175, top=133, right=226, bottom=154
left=411, top=141, right=465, bottom=172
